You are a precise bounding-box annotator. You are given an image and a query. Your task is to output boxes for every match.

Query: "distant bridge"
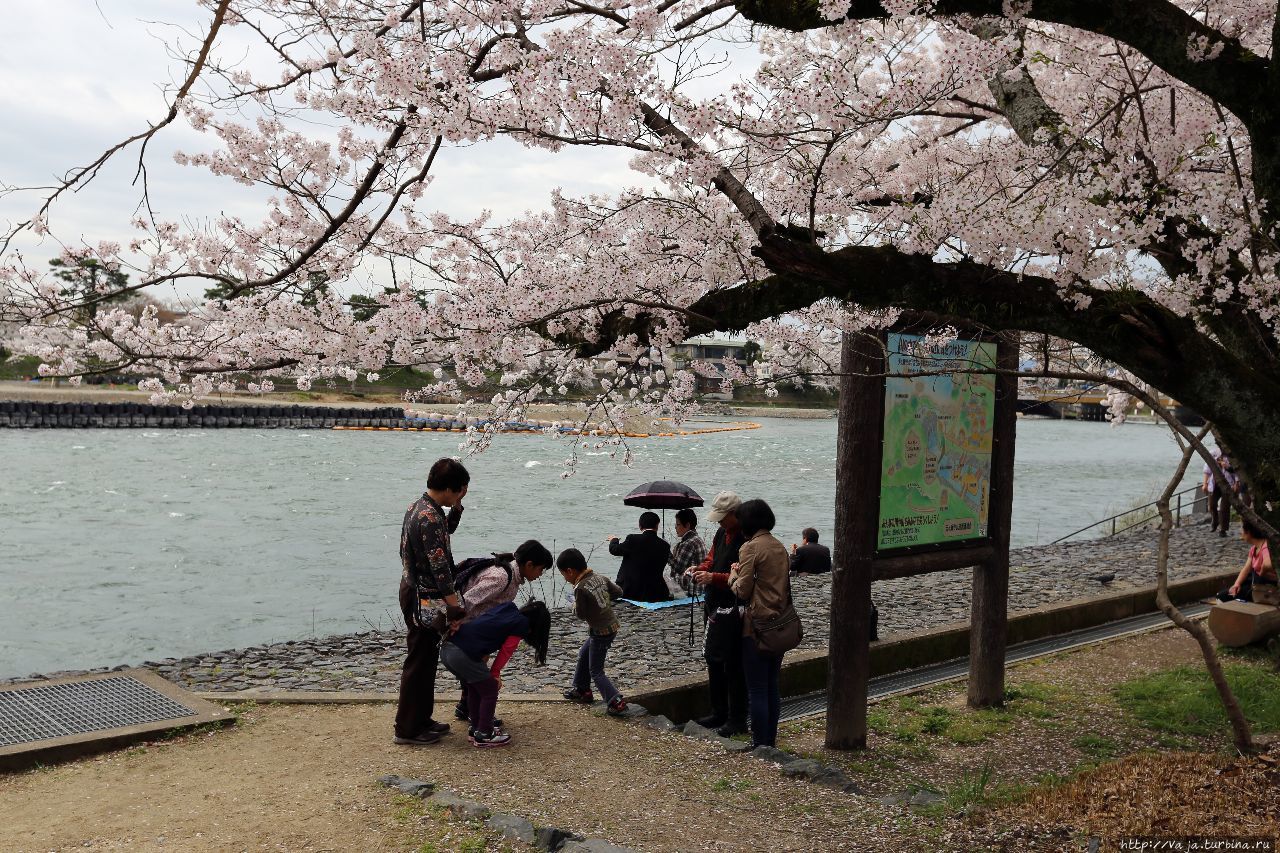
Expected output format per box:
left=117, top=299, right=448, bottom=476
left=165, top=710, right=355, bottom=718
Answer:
left=1016, top=387, right=1204, bottom=424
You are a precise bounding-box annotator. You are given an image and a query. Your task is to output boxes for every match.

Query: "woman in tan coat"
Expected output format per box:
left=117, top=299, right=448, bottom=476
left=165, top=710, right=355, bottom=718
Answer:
left=729, top=498, right=791, bottom=748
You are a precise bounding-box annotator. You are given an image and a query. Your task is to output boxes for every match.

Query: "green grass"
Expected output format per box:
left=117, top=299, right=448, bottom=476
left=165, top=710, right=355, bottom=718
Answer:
left=944, top=710, right=1008, bottom=745
left=711, top=776, right=753, bottom=792
left=1220, top=638, right=1280, bottom=668
left=1003, top=682, right=1068, bottom=720
left=454, top=834, right=487, bottom=852
left=392, top=794, right=424, bottom=825
left=910, top=761, right=1032, bottom=817
left=919, top=707, right=953, bottom=735
left=1114, top=662, right=1280, bottom=739
left=1072, top=734, right=1121, bottom=761
left=870, top=696, right=1014, bottom=747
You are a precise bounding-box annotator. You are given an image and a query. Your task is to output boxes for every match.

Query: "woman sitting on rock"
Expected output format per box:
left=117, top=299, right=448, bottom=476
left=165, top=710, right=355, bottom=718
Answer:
left=1218, top=518, right=1277, bottom=603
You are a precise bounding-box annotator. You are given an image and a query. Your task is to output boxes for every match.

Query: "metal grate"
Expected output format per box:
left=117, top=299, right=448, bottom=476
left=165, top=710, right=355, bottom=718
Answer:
left=0, top=676, right=198, bottom=747
left=779, top=604, right=1210, bottom=721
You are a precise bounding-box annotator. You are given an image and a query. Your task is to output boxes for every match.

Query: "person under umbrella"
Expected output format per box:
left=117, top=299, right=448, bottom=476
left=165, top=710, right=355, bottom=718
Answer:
left=607, top=511, right=672, bottom=602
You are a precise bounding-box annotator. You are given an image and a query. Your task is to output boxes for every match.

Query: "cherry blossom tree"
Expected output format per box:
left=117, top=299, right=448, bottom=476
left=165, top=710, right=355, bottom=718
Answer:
left=2, top=0, right=1277, bottom=747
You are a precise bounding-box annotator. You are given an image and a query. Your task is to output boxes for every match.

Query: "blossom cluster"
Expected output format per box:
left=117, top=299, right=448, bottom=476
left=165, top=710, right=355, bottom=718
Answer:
left=0, top=0, right=1273, bottom=440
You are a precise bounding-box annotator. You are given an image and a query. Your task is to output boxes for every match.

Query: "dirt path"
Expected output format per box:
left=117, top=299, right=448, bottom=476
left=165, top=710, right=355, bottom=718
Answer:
left=3, top=625, right=1266, bottom=852
left=0, top=700, right=915, bottom=852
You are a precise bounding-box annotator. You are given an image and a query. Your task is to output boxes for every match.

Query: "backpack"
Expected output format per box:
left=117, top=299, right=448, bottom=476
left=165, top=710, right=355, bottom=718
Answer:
left=454, top=554, right=515, bottom=596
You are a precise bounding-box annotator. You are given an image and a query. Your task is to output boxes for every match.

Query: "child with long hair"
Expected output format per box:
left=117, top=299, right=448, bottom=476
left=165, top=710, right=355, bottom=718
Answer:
left=440, top=600, right=550, bottom=747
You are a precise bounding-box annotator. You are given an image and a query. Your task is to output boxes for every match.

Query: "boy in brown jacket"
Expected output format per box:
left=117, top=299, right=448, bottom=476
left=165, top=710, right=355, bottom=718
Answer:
left=557, top=548, right=629, bottom=716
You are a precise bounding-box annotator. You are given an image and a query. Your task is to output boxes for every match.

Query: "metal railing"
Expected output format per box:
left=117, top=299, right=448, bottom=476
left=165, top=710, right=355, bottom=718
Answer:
left=1049, top=485, right=1203, bottom=544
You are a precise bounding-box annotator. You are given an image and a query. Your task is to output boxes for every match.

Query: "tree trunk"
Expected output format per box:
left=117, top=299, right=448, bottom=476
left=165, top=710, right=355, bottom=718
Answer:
left=1155, top=431, right=1255, bottom=754
left=826, top=331, right=879, bottom=750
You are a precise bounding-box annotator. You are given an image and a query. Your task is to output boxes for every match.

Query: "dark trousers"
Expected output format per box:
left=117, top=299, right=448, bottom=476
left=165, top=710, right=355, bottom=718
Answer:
left=464, top=677, right=500, bottom=733
left=742, top=639, right=783, bottom=748
left=704, top=616, right=747, bottom=726
left=573, top=632, right=620, bottom=704
left=440, top=641, right=501, bottom=733
left=455, top=675, right=471, bottom=717
left=395, top=579, right=442, bottom=739
left=1217, top=573, right=1277, bottom=603
left=1209, top=490, right=1231, bottom=532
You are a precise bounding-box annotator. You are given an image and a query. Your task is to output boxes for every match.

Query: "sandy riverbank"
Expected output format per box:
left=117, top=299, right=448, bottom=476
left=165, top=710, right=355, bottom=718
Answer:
left=0, top=381, right=834, bottom=421
left=1, top=382, right=830, bottom=434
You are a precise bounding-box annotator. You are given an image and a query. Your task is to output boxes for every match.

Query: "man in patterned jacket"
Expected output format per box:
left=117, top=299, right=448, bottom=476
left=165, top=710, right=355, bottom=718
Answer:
left=394, top=457, right=469, bottom=745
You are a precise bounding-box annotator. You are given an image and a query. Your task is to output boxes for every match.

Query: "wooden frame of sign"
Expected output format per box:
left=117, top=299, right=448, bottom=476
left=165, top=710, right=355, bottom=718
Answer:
left=827, top=315, right=1017, bottom=750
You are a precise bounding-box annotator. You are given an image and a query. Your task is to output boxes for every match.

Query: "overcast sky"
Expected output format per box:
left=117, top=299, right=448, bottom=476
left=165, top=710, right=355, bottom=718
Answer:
left=0, top=1, right=653, bottom=291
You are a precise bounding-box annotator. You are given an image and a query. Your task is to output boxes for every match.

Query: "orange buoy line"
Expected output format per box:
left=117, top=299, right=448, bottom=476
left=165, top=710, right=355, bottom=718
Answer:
left=332, top=420, right=762, bottom=437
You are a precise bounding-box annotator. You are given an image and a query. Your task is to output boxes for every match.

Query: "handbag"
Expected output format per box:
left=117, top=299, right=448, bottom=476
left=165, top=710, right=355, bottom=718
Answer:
left=753, top=574, right=803, bottom=655
left=663, top=570, right=689, bottom=600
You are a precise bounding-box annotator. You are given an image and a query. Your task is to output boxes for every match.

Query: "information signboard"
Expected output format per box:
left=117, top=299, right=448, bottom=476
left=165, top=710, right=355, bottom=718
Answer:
left=876, top=332, right=996, bottom=551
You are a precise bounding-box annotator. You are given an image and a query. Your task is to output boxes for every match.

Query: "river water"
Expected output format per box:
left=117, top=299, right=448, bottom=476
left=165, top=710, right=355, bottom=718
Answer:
left=0, top=417, right=1200, bottom=679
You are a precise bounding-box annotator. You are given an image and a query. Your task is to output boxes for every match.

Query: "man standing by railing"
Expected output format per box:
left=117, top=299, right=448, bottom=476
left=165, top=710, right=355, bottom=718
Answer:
left=1203, top=448, right=1239, bottom=538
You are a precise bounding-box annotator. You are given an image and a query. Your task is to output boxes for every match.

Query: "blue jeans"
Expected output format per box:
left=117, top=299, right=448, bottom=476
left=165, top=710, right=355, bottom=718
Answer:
left=742, top=639, right=782, bottom=747
left=574, top=632, right=620, bottom=704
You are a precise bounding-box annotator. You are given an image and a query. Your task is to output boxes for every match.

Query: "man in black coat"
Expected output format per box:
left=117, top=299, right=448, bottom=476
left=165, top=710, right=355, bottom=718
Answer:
left=789, top=528, right=832, bottom=574
left=608, top=512, right=672, bottom=602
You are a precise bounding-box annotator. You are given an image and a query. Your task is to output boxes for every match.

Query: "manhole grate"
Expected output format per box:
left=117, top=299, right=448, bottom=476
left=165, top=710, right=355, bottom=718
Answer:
left=0, top=675, right=198, bottom=747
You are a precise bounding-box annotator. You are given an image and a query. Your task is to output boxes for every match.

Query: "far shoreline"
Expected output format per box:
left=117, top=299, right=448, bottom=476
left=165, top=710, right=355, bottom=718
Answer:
left=0, top=379, right=837, bottom=421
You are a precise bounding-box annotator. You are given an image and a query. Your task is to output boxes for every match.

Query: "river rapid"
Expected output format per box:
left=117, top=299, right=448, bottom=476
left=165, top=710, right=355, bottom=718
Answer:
left=0, top=417, right=1200, bottom=678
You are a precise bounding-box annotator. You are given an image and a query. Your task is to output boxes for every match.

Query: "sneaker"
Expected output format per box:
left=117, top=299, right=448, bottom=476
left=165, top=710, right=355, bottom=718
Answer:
left=471, top=729, right=512, bottom=748
left=694, top=715, right=726, bottom=729
left=456, top=705, right=501, bottom=727
left=563, top=688, right=594, bottom=704
left=392, top=731, right=443, bottom=746
left=467, top=722, right=505, bottom=741
left=716, top=721, right=748, bottom=738
left=425, top=719, right=450, bottom=735
left=606, top=696, right=628, bottom=717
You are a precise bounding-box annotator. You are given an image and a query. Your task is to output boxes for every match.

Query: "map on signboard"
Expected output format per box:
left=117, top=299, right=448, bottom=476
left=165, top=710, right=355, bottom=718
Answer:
left=877, top=332, right=996, bottom=551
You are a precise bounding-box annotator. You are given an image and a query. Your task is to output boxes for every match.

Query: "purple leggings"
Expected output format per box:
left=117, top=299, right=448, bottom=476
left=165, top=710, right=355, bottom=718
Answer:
left=464, top=677, right=501, bottom=733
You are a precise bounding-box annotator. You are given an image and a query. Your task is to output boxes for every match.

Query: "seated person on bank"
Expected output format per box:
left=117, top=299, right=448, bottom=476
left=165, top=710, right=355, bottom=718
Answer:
left=607, top=511, right=672, bottom=602
left=1217, top=519, right=1277, bottom=603
left=790, top=528, right=832, bottom=575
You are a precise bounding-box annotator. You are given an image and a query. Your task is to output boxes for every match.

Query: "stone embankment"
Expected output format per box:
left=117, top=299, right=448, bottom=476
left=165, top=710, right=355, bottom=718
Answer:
left=0, top=399, right=410, bottom=429
left=8, top=521, right=1237, bottom=695
left=0, top=399, right=597, bottom=433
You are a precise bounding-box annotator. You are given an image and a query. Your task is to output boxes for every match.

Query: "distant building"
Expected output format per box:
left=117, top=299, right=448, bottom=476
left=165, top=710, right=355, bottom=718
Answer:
left=588, top=335, right=765, bottom=400
left=666, top=336, right=762, bottom=400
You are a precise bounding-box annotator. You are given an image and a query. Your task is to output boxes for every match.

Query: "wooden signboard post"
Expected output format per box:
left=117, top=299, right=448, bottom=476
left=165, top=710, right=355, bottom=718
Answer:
left=827, top=319, right=1018, bottom=749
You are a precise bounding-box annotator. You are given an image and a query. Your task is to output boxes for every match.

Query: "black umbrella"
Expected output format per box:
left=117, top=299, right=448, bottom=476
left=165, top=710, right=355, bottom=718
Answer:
left=622, top=480, right=704, bottom=646
left=623, top=480, right=704, bottom=509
